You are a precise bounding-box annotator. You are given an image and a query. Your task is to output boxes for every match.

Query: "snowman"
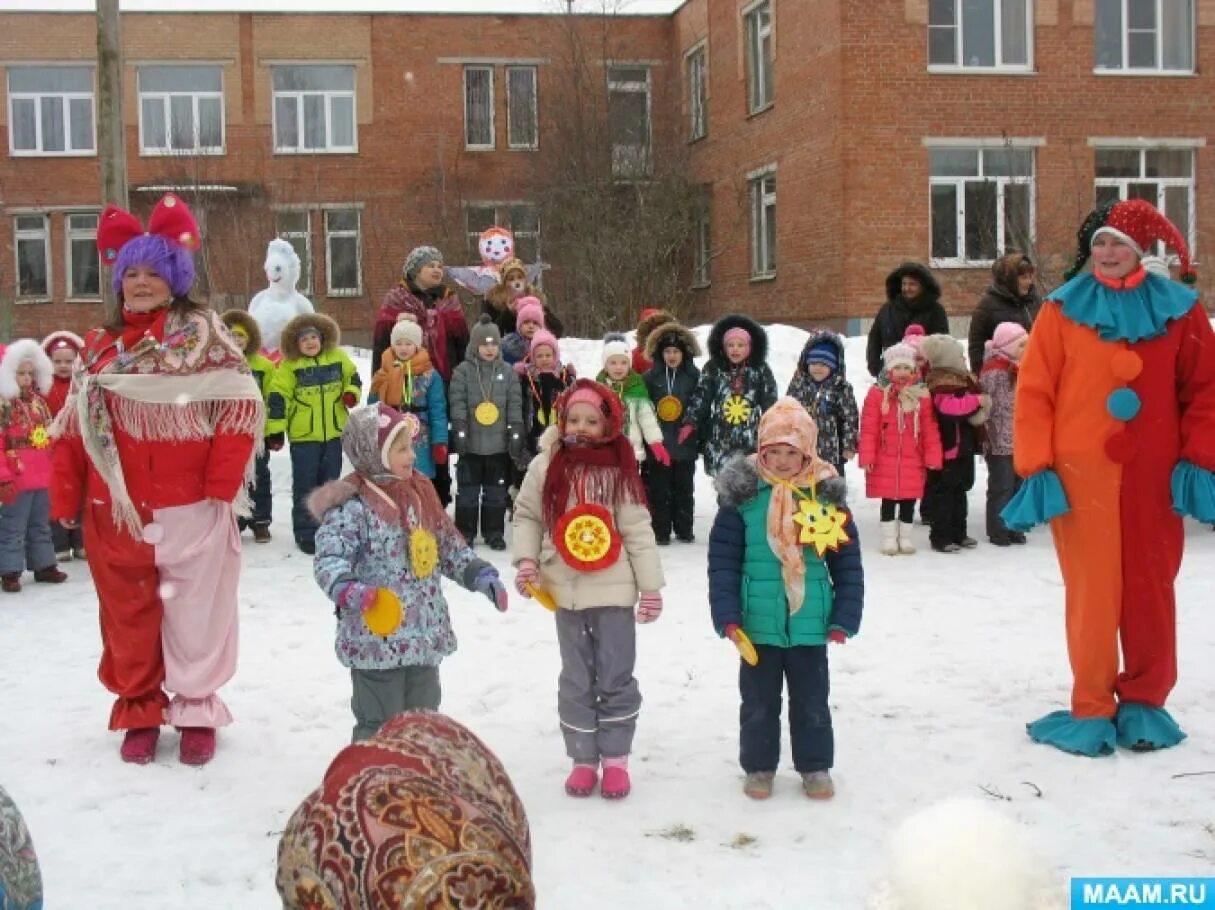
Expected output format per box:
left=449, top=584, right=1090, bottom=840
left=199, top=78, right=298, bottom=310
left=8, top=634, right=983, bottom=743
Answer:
left=248, top=238, right=315, bottom=362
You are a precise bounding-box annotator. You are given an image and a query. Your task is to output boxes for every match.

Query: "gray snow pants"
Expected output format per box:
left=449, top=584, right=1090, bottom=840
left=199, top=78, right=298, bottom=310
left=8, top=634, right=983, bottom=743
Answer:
left=349, top=665, right=441, bottom=743
left=555, top=606, right=641, bottom=763
left=0, top=489, right=55, bottom=575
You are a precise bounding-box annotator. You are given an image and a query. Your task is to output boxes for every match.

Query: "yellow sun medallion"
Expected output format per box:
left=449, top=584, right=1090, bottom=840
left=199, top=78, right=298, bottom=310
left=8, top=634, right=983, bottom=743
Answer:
left=475, top=401, right=500, bottom=426
left=410, top=528, right=438, bottom=578
left=656, top=395, right=683, bottom=422
left=554, top=503, right=622, bottom=571
left=28, top=425, right=49, bottom=449
left=722, top=395, right=752, bottom=425
left=792, top=498, right=852, bottom=558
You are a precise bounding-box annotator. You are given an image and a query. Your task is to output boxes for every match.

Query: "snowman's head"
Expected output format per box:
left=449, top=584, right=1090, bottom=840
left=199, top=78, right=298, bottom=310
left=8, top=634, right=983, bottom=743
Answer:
left=478, top=228, right=515, bottom=268
left=265, top=238, right=301, bottom=295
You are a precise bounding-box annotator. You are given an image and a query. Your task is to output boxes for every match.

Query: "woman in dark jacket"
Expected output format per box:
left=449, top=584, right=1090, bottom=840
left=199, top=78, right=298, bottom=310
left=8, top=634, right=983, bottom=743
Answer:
left=866, top=262, right=950, bottom=377
left=966, top=253, right=1041, bottom=373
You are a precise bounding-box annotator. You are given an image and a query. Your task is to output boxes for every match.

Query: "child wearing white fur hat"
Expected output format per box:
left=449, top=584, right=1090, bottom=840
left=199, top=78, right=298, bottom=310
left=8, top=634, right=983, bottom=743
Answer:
left=0, top=340, right=67, bottom=592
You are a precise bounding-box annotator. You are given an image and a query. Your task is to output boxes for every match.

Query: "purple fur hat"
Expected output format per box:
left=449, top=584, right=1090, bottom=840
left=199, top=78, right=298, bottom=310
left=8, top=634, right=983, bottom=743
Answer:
left=112, top=234, right=196, bottom=299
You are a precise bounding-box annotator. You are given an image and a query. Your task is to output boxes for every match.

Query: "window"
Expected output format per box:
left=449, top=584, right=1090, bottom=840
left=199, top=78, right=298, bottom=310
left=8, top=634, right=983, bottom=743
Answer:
left=275, top=210, right=312, bottom=295
left=607, top=66, right=651, bottom=178
left=692, top=187, right=712, bottom=287
left=138, top=65, right=224, bottom=154
left=744, top=2, right=774, bottom=113
left=14, top=215, right=50, bottom=299
left=325, top=209, right=361, bottom=296
left=464, top=66, right=494, bottom=150
left=7, top=66, right=95, bottom=155
left=686, top=44, right=707, bottom=140
left=1094, top=147, right=1194, bottom=255
left=1094, top=0, right=1193, bottom=72
left=928, top=0, right=1031, bottom=69
left=748, top=169, right=776, bottom=278
left=272, top=65, right=356, bottom=153
left=506, top=66, right=538, bottom=150
left=66, top=212, right=100, bottom=298
left=930, top=146, right=1034, bottom=265
left=465, top=203, right=540, bottom=263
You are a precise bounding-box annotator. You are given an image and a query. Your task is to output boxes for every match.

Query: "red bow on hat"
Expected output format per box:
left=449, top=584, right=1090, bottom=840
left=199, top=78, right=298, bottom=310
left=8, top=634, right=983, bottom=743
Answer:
left=95, top=193, right=202, bottom=264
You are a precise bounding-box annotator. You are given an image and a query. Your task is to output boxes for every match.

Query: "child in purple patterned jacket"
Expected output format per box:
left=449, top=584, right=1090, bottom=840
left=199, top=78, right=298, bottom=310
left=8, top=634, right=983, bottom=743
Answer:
left=979, top=322, right=1029, bottom=546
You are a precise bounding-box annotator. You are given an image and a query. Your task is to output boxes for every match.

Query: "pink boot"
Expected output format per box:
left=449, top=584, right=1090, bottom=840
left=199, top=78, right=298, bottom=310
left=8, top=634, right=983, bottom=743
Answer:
left=564, top=763, right=598, bottom=797
left=601, top=757, right=631, bottom=800
left=179, top=727, right=216, bottom=766
left=120, top=727, right=160, bottom=765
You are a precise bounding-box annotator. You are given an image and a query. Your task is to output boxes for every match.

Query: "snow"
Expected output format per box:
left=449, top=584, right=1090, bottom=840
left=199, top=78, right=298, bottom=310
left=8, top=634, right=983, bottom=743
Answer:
left=3, top=325, right=1214, bottom=908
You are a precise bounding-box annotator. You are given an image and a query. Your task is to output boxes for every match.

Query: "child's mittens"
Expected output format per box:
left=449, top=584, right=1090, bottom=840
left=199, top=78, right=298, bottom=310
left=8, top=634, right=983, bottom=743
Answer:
left=265, top=433, right=285, bottom=451
left=648, top=441, right=671, bottom=466
left=341, top=391, right=359, bottom=408
left=676, top=424, right=694, bottom=445
left=514, top=559, right=539, bottom=596
left=636, top=591, right=663, bottom=624
left=475, top=568, right=509, bottom=612
left=431, top=443, right=448, bottom=465
left=828, top=628, right=848, bottom=645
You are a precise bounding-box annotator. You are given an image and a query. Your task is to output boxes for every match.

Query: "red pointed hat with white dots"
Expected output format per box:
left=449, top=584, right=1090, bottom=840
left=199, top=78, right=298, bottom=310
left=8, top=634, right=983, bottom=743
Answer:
left=1066, top=198, right=1196, bottom=284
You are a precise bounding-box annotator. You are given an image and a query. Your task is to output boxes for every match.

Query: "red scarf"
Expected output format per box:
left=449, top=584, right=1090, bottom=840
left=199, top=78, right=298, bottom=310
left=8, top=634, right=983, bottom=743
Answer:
left=541, top=436, right=646, bottom=528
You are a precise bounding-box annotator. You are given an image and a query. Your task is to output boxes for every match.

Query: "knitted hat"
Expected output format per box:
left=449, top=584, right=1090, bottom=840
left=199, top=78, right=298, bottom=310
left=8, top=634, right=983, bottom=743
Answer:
left=402, top=245, right=443, bottom=279
left=471, top=313, right=502, bottom=346
left=98, top=194, right=200, bottom=299
left=883, top=342, right=917, bottom=372
left=1065, top=198, right=1196, bottom=284
left=557, top=378, right=624, bottom=440
left=805, top=340, right=839, bottom=371
left=41, top=330, right=85, bottom=358
left=757, top=396, right=819, bottom=459
left=601, top=332, right=631, bottom=369
left=529, top=330, right=559, bottom=358
left=296, top=324, right=321, bottom=341
left=986, top=322, right=1029, bottom=358
left=902, top=324, right=927, bottom=358
left=723, top=326, right=751, bottom=348
left=515, top=298, right=545, bottom=328
left=390, top=318, right=424, bottom=349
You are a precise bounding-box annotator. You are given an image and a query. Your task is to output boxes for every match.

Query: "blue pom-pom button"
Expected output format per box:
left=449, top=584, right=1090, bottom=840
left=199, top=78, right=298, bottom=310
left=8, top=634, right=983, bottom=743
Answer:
left=1106, top=387, right=1141, bottom=422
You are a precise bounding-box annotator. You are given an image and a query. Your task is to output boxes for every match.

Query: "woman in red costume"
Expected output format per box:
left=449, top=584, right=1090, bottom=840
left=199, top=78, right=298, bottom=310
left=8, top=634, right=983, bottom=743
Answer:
left=51, top=194, right=264, bottom=766
left=1004, top=199, right=1215, bottom=756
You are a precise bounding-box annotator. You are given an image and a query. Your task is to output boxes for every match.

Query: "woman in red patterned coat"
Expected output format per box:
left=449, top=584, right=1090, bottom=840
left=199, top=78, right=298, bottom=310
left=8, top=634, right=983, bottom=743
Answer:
left=50, top=194, right=264, bottom=766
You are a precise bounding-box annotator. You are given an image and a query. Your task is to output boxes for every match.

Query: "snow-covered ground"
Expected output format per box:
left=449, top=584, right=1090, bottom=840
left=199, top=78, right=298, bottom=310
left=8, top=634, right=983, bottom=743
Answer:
left=3, top=325, right=1214, bottom=908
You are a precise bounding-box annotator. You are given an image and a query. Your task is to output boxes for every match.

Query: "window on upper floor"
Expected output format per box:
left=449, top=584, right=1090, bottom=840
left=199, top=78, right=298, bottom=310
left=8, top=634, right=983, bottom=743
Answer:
left=692, top=186, right=712, bottom=287
left=272, top=65, right=356, bottom=153
left=8, top=66, right=95, bottom=156
left=686, top=44, right=707, bottom=140
left=465, top=203, right=540, bottom=264
left=607, top=65, right=651, bottom=179
left=66, top=212, right=101, bottom=299
left=748, top=168, right=776, bottom=279
left=275, top=210, right=313, bottom=296
left=506, top=66, right=538, bottom=150
left=138, top=65, right=224, bottom=155
left=1094, top=0, right=1193, bottom=72
left=929, top=145, right=1034, bottom=266
left=14, top=214, right=50, bottom=299
left=325, top=209, right=361, bottom=296
left=743, top=1, right=774, bottom=113
left=928, top=0, right=1032, bottom=70
left=464, top=65, right=495, bottom=150
left=1094, top=147, right=1195, bottom=256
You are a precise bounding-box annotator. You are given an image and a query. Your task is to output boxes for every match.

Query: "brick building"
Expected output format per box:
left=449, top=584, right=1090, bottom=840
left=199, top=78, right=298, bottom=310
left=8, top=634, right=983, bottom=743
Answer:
left=0, top=2, right=1211, bottom=343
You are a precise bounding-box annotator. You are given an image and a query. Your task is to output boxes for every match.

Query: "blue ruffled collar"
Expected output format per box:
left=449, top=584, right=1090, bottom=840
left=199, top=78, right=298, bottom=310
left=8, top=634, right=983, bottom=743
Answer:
left=1052, top=269, right=1197, bottom=342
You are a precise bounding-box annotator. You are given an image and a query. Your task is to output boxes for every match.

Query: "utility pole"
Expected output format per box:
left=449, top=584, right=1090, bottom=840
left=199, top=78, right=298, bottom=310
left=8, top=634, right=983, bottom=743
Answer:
left=96, top=0, right=127, bottom=319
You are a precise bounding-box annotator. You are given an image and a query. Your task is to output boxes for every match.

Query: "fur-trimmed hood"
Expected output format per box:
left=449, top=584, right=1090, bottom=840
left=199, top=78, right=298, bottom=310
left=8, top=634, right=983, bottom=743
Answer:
left=280, top=312, right=340, bottom=359
left=713, top=454, right=848, bottom=510
left=635, top=309, right=676, bottom=351
left=307, top=477, right=360, bottom=522
left=707, top=314, right=769, bottom=368
left=221, top=309, right=263, bottom=356
left=0, top=338, right=53, bottom=398
left=41, top=330, right=85, bottom=358
left=919, top=333, right=968, bottom=375
left=643, top=320, right=702, bottom=362
left=793, top=328, right=848, bottom=382
left=885, top=262, right=942, bottom=307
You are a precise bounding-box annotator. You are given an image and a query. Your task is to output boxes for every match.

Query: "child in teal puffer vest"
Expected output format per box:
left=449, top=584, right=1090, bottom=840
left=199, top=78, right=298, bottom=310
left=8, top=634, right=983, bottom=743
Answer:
left=708, top=397, right=864, bottom=802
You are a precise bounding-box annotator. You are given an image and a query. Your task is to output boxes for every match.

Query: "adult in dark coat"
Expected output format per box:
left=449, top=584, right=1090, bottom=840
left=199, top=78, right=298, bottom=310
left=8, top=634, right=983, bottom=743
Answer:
left=966, top=252, right=1041, bottom=373
left=865, top=262, right=950, bottom=378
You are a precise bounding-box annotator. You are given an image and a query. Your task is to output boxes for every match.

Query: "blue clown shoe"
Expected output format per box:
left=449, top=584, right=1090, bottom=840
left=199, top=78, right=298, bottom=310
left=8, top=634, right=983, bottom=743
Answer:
left=1115, top=702, right=1187, bottom=752
left=1026, top=710, right=1116, bottom=757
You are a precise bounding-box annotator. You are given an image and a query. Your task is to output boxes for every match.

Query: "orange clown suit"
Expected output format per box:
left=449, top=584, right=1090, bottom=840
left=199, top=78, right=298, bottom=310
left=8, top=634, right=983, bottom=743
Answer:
left=1011, top=258, right=1215, bottom=756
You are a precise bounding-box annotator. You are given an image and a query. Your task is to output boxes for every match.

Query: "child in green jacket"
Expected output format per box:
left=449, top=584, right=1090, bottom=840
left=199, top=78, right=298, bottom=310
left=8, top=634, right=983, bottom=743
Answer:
left=268, top=313, right=361, bottom=554
left=222, top=309, right=277, bottom=543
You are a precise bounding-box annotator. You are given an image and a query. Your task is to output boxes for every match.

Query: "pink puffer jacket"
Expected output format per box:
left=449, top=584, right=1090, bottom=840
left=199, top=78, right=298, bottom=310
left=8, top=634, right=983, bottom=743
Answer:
left=858, top=381, right=943, bottom=500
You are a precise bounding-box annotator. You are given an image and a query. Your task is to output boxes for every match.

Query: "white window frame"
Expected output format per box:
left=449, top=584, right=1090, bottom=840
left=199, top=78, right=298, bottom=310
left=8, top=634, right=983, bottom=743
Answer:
left=275, top=209, right=313, bottom=296
left=464, top=202, right=541, bottom=264
left=463, top=65, right=496, bottom=151
left=65, top=211, right=101, bottom=300
left=743, top=0, right=774, bottom=114
left=7, top=66, right=96, bottom=157
left=13, top=214, right=51, bottom=301
left=324, top=208, right=362, bottom=297
left=1094, top=0, right=1194, bottom=74
left=926, top=141, right=1037, bottom=268
left=686, top=42, right=708, bottom=141
left=692, top=187, right=711, bottom=288
left=137, top=66, right=225, bottom=156
left=505, top=65, right=538, bottom=150
left=928, top=0, right=1034, bottom=72
left=747, top=165, right=777, bottom=280
left=1093, top=146, right=1196, bottom=257
left=271, top=65, right=357, bottom=154
left=607, top=64, right=652, bottom=179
